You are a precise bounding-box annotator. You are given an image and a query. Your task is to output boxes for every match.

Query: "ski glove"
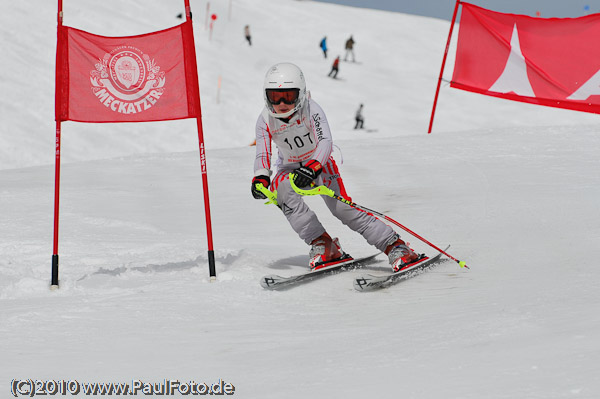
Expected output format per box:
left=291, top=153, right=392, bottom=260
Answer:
left=293, top=160, right=322, bottom=188
left=251, top=175, right=270, bottom=199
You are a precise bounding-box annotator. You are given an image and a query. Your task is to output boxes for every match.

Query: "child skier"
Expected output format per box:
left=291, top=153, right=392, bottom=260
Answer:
left=251, top=62, right=419, bottom=271
left=354, top=103, right=364, bottom=129
left=328, top=56, right=340, bottom=79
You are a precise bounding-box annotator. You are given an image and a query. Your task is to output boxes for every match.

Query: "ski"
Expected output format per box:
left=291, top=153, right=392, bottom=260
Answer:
left=353, top=246, right=450, bottom=292
left=260, top=253, right=381, bottom=290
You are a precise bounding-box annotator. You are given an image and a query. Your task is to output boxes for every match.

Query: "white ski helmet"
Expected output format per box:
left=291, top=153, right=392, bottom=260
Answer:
left=263, top=62, right=307, bottom=118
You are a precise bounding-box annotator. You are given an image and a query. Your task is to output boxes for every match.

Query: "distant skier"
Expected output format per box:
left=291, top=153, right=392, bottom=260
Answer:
left=344, top=35, right=355, bottom=62
left=244, top=25, right=252, bottom=46
left=251, top=62, right=419, bottom=271
left=354, top=103, right=364, bottom=129
left=320, top=36, right=328, bottom=58
left=328, top=56, right=340, bottom=78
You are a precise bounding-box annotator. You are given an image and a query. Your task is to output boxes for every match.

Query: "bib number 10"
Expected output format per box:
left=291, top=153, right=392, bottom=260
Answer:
left=283, top=132, right=313, bottom=150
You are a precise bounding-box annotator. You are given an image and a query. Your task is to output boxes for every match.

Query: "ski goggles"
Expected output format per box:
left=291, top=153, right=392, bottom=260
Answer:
left=266, top=89, right=300, bottom=105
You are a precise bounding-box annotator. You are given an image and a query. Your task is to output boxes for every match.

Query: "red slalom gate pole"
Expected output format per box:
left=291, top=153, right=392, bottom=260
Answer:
left=51, top=0, right=64, bottom=289
left=428, top=0, right=462, bottom=134
left=51, top=121, right=62, bottom=289
left=185, top=0, right=217, bottom=280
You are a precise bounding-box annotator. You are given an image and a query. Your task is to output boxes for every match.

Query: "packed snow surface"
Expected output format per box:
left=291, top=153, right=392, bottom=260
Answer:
left=1, top=0, right=599, bottom=398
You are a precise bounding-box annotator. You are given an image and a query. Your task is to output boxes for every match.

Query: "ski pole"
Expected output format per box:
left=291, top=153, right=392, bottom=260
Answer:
left=287, top=174, right=469, bottom=269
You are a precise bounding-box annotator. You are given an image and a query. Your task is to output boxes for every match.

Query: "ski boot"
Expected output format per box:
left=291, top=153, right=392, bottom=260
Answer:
left=385, top=235, right=421, bottom=272
left=309, top=232, right=350, bottom=270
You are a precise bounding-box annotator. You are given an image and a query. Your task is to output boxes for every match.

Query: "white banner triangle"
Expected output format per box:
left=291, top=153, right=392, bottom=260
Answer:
left=489, top=24, right=535, bottom=97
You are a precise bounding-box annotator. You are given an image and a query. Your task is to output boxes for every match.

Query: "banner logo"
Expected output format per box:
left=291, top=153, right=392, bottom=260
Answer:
left=90, top=46, right=165, bottom=115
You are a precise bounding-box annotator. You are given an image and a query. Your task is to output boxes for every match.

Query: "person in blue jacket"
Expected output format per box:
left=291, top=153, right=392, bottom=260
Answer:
left=320, top=36, right=328, bottom=58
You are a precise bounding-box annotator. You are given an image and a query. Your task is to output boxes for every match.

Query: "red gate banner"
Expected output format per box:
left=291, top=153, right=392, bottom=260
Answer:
left=56, top=20, right=200, bottom=122
left=451, top=3, right=600, bottom=114
left=51, top=2, right=216, bottom=288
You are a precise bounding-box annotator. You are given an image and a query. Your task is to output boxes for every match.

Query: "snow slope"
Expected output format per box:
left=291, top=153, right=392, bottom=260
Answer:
left=2, top=0, right=599, bottom=171
left=1, top=0, right=600, bottom=398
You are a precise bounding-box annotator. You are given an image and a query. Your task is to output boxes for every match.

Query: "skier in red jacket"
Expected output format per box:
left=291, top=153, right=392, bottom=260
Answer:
left=328, top=56, right=340, bottom=79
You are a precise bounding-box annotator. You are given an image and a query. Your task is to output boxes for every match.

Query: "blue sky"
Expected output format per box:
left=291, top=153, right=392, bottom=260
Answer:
left=312, top=0, right=600, bottom=20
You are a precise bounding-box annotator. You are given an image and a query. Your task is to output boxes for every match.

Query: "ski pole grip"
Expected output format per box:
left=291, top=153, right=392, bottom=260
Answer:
left=256, top=183, right=278, bottom=206
left=288, top=173, right=335, bottom=197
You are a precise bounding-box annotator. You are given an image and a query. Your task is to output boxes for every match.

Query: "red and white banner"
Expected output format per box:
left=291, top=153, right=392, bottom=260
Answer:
left=451, top=3, right=600, bottom=114
left=51, top=3, right=216, bottom=287
left=56, top=20, right=201, bottom=122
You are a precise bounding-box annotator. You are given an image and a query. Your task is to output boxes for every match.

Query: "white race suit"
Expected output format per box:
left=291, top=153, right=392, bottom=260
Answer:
left=254, top=98, right=397, bottom=251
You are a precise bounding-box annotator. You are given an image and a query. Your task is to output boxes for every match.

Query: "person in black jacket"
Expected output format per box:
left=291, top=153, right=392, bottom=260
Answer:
left=344, top=35, right=355, bottom=62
